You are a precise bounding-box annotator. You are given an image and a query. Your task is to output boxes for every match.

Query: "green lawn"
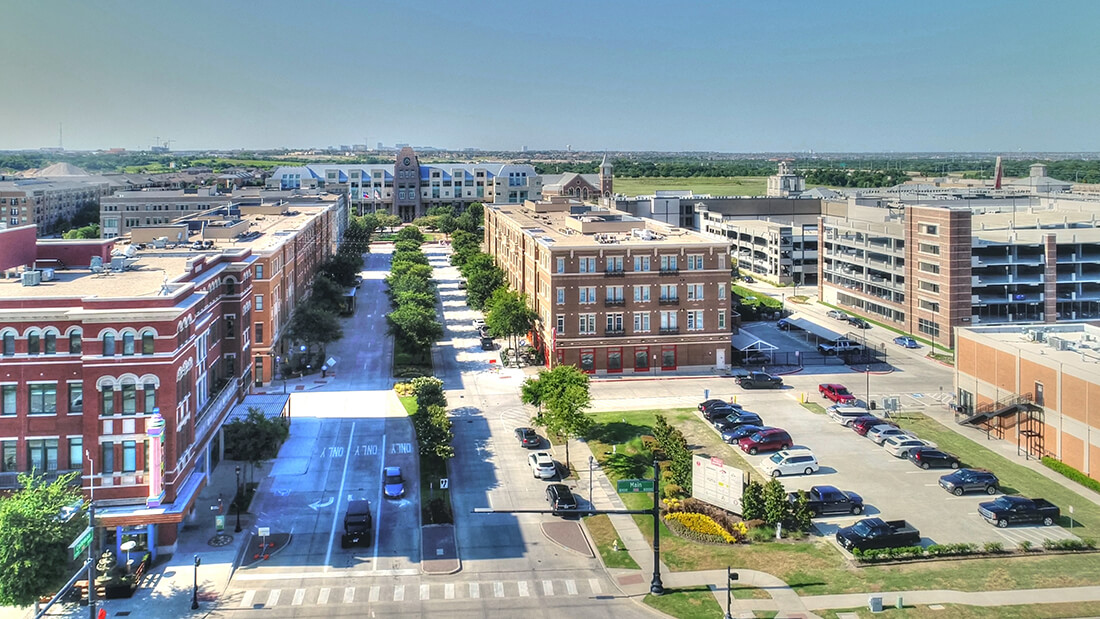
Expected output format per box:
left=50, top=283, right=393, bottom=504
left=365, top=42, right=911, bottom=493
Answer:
left=584, top=514, right=640, bottom=569
left=732, top=284, right=783, bottom=309
left=643, top=586, right=725, bottom=619
left=821, top=601, right=1100, bottom=619
left=615, top=176, right=767, bottom=197
left=800, top=402, right=827, bottom=415
left=398, top=395, right=416, bottom=416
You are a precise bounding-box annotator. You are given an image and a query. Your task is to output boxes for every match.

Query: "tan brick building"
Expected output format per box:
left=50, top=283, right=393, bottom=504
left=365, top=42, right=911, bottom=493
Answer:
left=956, top=323, right=1100, bottom=482
left=485, top=198, right=732, bottom=373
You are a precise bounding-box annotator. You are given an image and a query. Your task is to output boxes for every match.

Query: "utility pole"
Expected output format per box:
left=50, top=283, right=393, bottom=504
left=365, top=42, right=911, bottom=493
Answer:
left=650, top=458, right=664, bottom=595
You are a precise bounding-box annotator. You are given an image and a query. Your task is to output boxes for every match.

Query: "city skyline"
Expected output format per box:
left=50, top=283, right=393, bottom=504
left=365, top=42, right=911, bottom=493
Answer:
left=2, top=0, right=1098, bottom=152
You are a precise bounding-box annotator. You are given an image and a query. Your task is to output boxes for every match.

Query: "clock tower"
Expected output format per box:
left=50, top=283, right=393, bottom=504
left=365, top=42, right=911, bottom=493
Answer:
left=394, top=146, right=422, bottom=222
left=599, top=154, right=614, bottom=198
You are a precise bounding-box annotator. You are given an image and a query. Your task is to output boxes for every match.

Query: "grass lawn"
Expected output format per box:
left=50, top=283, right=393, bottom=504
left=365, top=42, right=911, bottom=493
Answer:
left=800, top=402, right=827, bottom=415
left=817, top=301, right=952, bottom=354
left=732, top=284, right=783, bottom=309
left=398, top=395, right=416, bottom=416
left=643, top=586, right=725, bottom=619
left=615, top=176, right=767, bottom=197
left=892, top=413, right=1100, bottom=532
left=584, top=514, right=640, bottom=569
left=820, top=601, right=1100, bottom=619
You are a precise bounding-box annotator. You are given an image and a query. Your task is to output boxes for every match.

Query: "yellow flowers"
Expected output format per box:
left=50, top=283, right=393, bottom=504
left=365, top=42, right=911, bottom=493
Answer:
left=394, top=381, right=414, bottom=396
left=665, top=512, right=740, bottom=544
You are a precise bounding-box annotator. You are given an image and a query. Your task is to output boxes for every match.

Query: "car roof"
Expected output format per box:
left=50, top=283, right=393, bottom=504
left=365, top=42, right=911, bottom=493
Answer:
left=777, top=448, right=813, bottom=457
left=532, top=451, right=553, bottom=460
left=548, top=483, right=571, bottom=492
left=517, top=426, right=535, bottom=433
left=820, top=383, right=844, bottom=389
left=384, top=466, right=401, bottom=475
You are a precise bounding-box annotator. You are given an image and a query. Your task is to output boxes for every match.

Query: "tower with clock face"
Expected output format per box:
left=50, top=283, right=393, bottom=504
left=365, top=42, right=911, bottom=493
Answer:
left=393, top=147, right=422, bottom=222
left=599, top=154, right=614, bottom=198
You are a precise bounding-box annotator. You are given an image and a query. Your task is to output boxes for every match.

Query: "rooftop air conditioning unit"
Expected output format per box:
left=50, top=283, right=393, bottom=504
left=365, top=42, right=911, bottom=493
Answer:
left=21, top=271, right=41, bottom=287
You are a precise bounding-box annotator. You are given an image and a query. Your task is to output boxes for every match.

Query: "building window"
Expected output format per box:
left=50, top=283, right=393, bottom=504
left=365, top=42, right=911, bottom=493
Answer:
left=69, top=384, right=83, bottom=413
left=687, top=284, right=704, bottom=301
left=255, top=295, right=264, bottom=311
left=42, top=331, right=56, bottom=354
left=634, top=348, right=649, bottom=371
left=633, top=312, right=650, bottom=333
left=661, top=346, right=676, bottom=370
left=606, top=313, right=624, bottom=333
left=1034, top=382, right=1045, bottom=407
left=920, top=224, right=938, bottom=236
left=579, top=287, right=596, bottom=304
left=606, top=286, right=624, bottom=303
left=607, top=256, right=624, bottom=273
left=2, top=333, right=13, bottom=356
left=121, top=384, right=136, bottom=414
left=225, top=316, right=236, bottom=339
left=579, top=350, right=595, bottom=373
left=556, top=315, right=565, bottom=335
left=579, top=314, right=596, bottom=335
left=122, top=441, right=137, bottom=472
left=634, top=256, right=650, bottom=272
left=918, top=280, right=940, bottom=294
left=255, top=264, right=264, bottom=279
left=28, top=332, right=40, bottom=355
left=918, top=299, right=940, bottom=313
left=634, top=285, right=651, bottom=302
left=917, top=318, right=940, bottom=339
left=69, top=331, right=82, bottom=355
left=1, top=385, right=15, bottom=416
left=254, top=323, right=264, bottom=344
left=2, top=440, right=17, bottom=472
left=101, top=390, right=114, bottom=416
left=660, top=311, right=677, bottom=330
left=29, top=384, right=57, bottom=414
left=69, top=437, right=82, bottom=471
left=718, top=311, right=726, bottom=330
left=918, top=262, right=940, bottom=275
left=556, top=258, right=565, bottom=273
left=686, top=255, right=703, bottom=270
left=919, top=242, right=940, bottom=255
left=718, top=283, right=726, bottom=300
left=103, top=334, right=115, bottom=356
left=579, top=257, right=596, bottom=273
left=144, top=383, right=156, bottom=413
left=659, top=284, right=678, bottom=302
left=101, top=443, right=114, bottom=474
left=607, top=349, right=622, bottom=372
left=142, top=331, right=155, bottom=355
left=27, top=439, right=58, bottom=472
left=556, top=288, right=565, bottom=305
left=122, top=333, right=135, bottom=356
left=718, top=254, right=725, bottom=270
left=660, top=255, right=678, bottom=272
left=686, top=310, right=704, bottom=331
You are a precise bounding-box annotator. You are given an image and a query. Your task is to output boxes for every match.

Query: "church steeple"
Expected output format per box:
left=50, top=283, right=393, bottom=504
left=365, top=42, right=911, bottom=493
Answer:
left=599, top=154, right=613, bottom=198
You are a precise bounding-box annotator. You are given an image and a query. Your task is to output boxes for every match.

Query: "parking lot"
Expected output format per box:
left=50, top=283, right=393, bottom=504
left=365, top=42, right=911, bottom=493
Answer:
left=700, top=388, right=1080, bottom=550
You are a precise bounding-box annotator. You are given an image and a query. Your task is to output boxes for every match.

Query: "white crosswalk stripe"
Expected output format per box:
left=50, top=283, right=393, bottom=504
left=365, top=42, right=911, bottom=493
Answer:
left=542, top=580, right=554, bottom=596
left=517, top=581, right=530, bottom=597
left=420, top=584, right=430, bottom=600
left=589, top=579, right=602, bottom=594
left=239, top=590, right=255, bottom=609
left=493, top=582, right=504, bottom=598
left=565, top=580, right=577, bottom=595
left=343, top=586, right=355, bottom=604
left=266, top=589, right=280, bottom=607
left=317, top=587, right=330, bottom=605
left=369, top=585, right=380, bottom=602
left=445, top=583, right=455, bottom=599
left=469, top=582, right=480, bottom=598
left=393, top=585, right=404, bottom=602
left=292, top=588, right=305, bottom=606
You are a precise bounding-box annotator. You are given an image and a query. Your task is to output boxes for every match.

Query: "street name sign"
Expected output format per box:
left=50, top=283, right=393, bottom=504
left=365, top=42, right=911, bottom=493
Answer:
left=617, top=478, right=655, bottom=493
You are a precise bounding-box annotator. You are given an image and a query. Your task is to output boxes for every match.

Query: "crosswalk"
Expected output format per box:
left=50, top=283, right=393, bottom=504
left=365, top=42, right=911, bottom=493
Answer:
left=229, top=578, right=605, bottom=609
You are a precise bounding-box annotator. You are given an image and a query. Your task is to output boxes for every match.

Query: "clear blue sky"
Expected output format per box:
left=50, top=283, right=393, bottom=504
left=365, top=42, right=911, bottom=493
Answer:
left=3, top=0, right=1098, bottom=152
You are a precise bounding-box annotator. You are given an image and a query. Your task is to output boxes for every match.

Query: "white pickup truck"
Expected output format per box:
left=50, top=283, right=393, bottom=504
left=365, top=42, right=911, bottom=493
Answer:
left=818, top=338, right=864, bottom=356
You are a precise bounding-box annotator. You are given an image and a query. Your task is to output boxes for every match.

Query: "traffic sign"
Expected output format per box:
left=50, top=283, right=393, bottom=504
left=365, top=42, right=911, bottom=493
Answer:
left=617, top=479, right=655, bottom=493
left=439, top=478, right=450, bottom=489
left=69, top=526, right=93, bottom=560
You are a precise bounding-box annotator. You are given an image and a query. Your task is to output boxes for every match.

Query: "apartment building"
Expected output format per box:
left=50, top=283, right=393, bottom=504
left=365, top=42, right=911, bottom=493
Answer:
left=100, top=188, right=233, bottom=238
left=0, top=178, right=111, bottom=233
left=485, top=198, right=732, bottom=373
left=267, top=147, right=541, bottom=221
left=955, top=322, right=1100, bottom=481
left=700, top=214, right=820, bottom=286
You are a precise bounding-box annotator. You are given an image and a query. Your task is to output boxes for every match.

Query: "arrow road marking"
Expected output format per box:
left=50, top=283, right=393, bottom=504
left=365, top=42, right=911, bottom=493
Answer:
left=309, top=497, right=334, bottom=511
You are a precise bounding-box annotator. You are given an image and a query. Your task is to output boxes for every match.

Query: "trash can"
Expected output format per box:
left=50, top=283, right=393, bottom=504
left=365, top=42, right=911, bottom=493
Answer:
left=870, top=400, right=877, bottom=410
left=868, top=596, right=883, bottom=613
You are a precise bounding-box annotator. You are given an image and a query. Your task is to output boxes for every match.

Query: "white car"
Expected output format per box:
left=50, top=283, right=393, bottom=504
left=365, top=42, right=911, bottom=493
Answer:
left=472, top=318, right=486, bottom=328
left=528, top=452, right=557, bottom=479
left=867, top=424, right=910, bottom=445
left=883, top=436, right=935, bottom=458
left=826, top=309, right=848, bottom=320
left=826, top=405, right=870, bottom=426
left=760, top=448, right=819, bottom=478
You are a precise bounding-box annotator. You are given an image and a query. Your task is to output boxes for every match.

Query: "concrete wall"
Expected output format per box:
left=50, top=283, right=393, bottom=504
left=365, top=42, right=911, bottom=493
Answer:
left=0, top=225, right=38, bottom=271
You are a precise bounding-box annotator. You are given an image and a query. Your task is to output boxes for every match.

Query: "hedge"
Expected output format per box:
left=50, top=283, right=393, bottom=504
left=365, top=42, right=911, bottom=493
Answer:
left=853, top=539, right=1096, bottom=563
left=1041, top=456, right=1100, bottom=495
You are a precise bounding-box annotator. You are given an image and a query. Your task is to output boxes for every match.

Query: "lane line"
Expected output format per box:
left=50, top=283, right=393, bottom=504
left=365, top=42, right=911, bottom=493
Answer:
left=373, top=432, right=387, bottom=571
left=324, top=421, right=357, bottom=571
left=318, top=587, right=330, bottom=604
left=266, top=589, right=281, bottom=607
left=239, top=590, right=255, bottom=609
left=292, top=588, right=305, bottom=606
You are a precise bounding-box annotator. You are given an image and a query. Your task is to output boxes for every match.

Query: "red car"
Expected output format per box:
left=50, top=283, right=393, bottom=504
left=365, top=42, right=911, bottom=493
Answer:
left=819, top=383, right=856, bottom=404
left=851, top=416, right=895, bottom=436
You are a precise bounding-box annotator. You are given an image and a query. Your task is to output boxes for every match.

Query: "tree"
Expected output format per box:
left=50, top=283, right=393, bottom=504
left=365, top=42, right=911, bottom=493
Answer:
left=741, top=480, right=765, bottom=521
left=450, top=229, right=480, bottom=256
left=387, top=303, right=443, bottom=348
left=410, top=376, right=446, bottom=412
left=386, top=271, right=435, bottom=298
left=484, top=288, right=537, bottom=366
left=387, top=261, right=433, bottom=285
left=413, top=405, right=454, bottom=459
left=360, top=213, right=381, bottom=236
left=62, top=224, right=100, bottom=239
left=394, top=290, right=436, bottom=311
left=762, top=479, right=792, bottom=528
left=0, top=473, right=84, bottom=606
left=321, top=251, right=364, bottom=287
left=395, top=225, right=425, bottom=243
left=223, top=408, right=290, bottom=482
left=790, top=491, right=814, bottom=531
left=376, top=212, right=401, bottom=234
left=309, top=274, right=346, bottom=314
left=461, top=253, right=505, bottom=310
left=526, top=365, right=592, bottom=471
left=436, top=213, right=458, bottom=235
left=288, top=302, right=343, bottom=360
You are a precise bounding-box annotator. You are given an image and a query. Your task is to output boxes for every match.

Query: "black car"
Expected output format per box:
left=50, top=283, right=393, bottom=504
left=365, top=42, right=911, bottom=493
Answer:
left=480, top=337, right=494, bottom=350
left=698, top=398, right=730, bottom=413
left=702, top=403, right=743, bottom=421
left=847, top=316, right=870, bottom=329
left=776, top=318, right=793, bottom=331
left=546, top=483, right=577, bottom=515
left=789, top=485, right=864, bottom=517
left=742, top=275, right=755, bottom=283
left=515, top=427, right=540, bottom=448
left=713, top=412, right=764, bottom=432
left=736, top=372, right=784, bottom=389
left=851, top=416, right=893, bottom=436
left=939, top=468, right=1000, bottom=496
left=720, top=424, right=766, bottom=444
left=478, top=325, right=492, bottom=339
left=908, top=447, right=960, bottom=470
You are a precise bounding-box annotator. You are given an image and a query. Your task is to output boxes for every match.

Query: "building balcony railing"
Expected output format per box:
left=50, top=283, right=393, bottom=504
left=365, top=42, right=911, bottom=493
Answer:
left=604, top=329, right=626, bottom=337
left=658, top=297, right=680, bottom=305
left=604, top=299, right=626, bottom=307
left=604, top=269, right=626, bottom=278
left=659, top=327, right=680, bottom=335
left=195, top=376, right=241, bottom=444
left=658, top=268, right=679, bottom=276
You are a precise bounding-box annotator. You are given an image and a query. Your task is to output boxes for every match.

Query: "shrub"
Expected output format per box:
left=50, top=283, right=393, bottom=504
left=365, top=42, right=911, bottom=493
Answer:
left=1018, top=540, right=1033, bottom=552
left=762, top=479, right=791, bottom=526
left=1044, top=538, right=1094, bottom=551
left=983, top=541, right=1005, bottom=554
left=663, top=484, right=684, bottom=499
left=1041, top=457, right=1100, bottom=495
left=394, top=381, right=414, bottom=397
left=665, top=512, right=738, bottom=544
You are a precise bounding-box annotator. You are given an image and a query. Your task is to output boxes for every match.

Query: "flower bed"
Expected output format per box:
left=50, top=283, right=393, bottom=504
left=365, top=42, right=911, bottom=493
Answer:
left=663, top=497, right=747, bottom=544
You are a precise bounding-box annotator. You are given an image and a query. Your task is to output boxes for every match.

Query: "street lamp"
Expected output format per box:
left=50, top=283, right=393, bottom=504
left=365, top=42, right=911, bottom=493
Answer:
left=234, top=465, right=242, bottom=533
left=191, top=555, right=201, bottom=610
left=725, top=567, right=739, bottom=619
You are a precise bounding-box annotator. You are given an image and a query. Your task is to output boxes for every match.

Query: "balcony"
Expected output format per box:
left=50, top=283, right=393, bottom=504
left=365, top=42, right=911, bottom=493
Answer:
left=658, top=268, right=679, bottom=276
left=604, top=328, right=626, bottom=337
left=658, top=296, right=680, bottom=305
left=195, top=376, right=242, bottom=444
left=604, top=269, right=626, bottom=278
left=604, top=299, right=626, bottom=307
left=659, top=327, right=680, bottom=335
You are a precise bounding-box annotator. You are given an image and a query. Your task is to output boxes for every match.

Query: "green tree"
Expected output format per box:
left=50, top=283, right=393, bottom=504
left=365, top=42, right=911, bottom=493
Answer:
left=461, top=253, right=505, bottom=310
left=376, top=212, right=401, bottom=234
left=393, top=239, right=422, bottom=254
left=395, top=225, right=425, bottom=243
left=427, top=205, right=455, bottom=218
left=386, top=270, right=435, bottom=299
left=790, top=490, right=814, bottom=531
left=413, top=404, right=455, bottom=459
left=360, top=213, right=381, bottom=236
left=520, top=376, right=545, bottom=414
left=526, top=365, right=592, bottom=470
left=0, top=473, right=84, bottom=606
left=321, top=251, right=364, bottom=287
left=741, top=480, right=765, bottom=521
left=762, top=479, right=791, bottom=528
left=223, top=407, right=290, bottom=483
left=436, top=213, right=458, bottom=235
left=309, top=274, right=346, bottom=314
left=391, top=248, right=429, bottom=267
left=387, top=261, right=433, bottom=285
left=62, top=224, right=100, bottom=239
left=394, top=290, right=436, bottom=311
left=410, top=376, right=447, bottom=412
left=387, top=303, right=443, bottom=348
left=484, top=288, right=537, bottom=366
left=450, top=229, right=480, bottom=256
left=288, top=302, right=343, bottom=360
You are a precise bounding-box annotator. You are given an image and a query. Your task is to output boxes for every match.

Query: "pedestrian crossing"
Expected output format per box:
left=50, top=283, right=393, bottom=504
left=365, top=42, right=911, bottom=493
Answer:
left=230, top=578, right=606, bottom=609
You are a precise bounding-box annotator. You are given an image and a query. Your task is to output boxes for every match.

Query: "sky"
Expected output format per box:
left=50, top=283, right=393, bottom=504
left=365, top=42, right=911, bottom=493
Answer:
left=2, top=0, right=1098, bottom=153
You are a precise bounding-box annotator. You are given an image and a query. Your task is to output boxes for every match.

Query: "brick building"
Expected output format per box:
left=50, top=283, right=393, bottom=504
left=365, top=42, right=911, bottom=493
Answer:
left=485, top=198, right=732, bottom=373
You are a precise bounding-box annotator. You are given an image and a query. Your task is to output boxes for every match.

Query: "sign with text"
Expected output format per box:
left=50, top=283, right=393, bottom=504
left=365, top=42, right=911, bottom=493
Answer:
left=692, top=455, right=745, bottom=515
left=69, top=526, right=93, bottom=560
left=617, top=478, right=655, bottom=493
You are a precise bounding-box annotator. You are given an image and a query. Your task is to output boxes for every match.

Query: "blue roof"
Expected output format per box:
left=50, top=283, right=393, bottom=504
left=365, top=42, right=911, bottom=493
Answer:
left=420, top=167, right=430, bottom=181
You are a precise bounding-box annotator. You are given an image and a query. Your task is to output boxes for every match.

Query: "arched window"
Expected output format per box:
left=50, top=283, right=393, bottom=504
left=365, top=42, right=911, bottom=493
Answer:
left=142, top=331, right=155, bottom=355
left=27, top=330, right=40, bottom=355
left=44, top=331, right=57, bottom=355
left=69, top=330, right=82, bottom=355
left=103, top=334, right=115, bottom=357
left=122, top=333, right=135, bottom=356
left=1, top=332, right=13, bottom=356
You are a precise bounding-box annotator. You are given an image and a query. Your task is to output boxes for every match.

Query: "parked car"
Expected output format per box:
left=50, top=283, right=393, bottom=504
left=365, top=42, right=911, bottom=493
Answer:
left=472, top=318, right=486, bottom=328
left=382, top=466, right=405, bottom=499
left=908, top=447, right=960, bottom=469
left=742, top=275, right=755, bottom=283
left=789, top=485, right=864, bottom=517
left=736, top=372, right=784, bottom=389
left=893, top=336, right=920, bottom=349
left=826, top=309, right=849, bottom=320
left=700, top=399, right=742, bottom=415
left=480, top=337, right=494, bottom=350
left=819, top=383, right=856, bottom=404
left=478, top=325, right=491, bottom=338
left=738, top=428, right=792, bottom=455
left=939, top=468, right=1000, bottom=496
left=776, top=318, right=793, bottom=331
left=761, top=448, right=819, bottom=478
left=827, top=405, right=872, bottom=426
left=867, top=424, right=911, bottom=445
left=714, top=412, right=764, bottom=432
left=978, top=496, right=1060, bottom=528
left=528, top=452, right=557, bottom=479
left=852, top=416, right=895, bottom=436
left=702, top=403, right=743, bottom=422
left=882, top=435, right=935, bottom=458
left=720, top=424, right=767, bottom=444
left=817, top=338, right=864, bottom=356
left=546, top=483, right=578, bottom=515
left=835, top=518, right=921, bottom=551
left=847, top=316, right=870, bottom=329
left=514, top=427, right=540, bottom=448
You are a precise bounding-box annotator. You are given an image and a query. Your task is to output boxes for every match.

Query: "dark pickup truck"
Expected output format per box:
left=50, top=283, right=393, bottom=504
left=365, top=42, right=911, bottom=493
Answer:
left=978, top=496, right=1060, bottom=528
left=340, top=500, right=373, bottom=548
left=737, top=372, right=783, bottom=389
left=789, top=485, right=864, bottom=517
left=835, top=517, right=920, bottom=551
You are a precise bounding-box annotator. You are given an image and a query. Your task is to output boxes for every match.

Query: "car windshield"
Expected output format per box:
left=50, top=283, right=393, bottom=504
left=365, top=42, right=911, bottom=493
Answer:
left=385, top=472, right=402, bottom=484
left=769, top=453, right=784, bottom=464
left=851, top=521, right=873, bottom=536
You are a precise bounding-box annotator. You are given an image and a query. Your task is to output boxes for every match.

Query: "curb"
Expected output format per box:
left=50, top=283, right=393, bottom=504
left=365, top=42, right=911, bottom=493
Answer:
left=539, top=521, right=595, bottom=558
left=591, top=373, right=735, bottom=383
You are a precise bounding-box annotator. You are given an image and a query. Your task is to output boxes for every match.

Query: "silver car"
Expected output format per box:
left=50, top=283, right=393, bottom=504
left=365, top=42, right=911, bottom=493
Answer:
left=882, top=436, right=935, bottom=458
left=867, top=424, right=911, bottom=445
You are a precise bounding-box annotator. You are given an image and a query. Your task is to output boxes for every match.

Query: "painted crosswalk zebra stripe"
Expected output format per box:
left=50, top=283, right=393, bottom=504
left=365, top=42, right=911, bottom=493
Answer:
left=565, top=580, right=577, bottom=595
left=239, top=590, right=256, bottom=609
left=266, top=589, right=281, bottom=607
left=589, top=579, right=602, bottom=594
left=292, top=588, right=305, bottom=606
left=542, top=580, right=554, bottom=596
left=369, top=585, right=380, bottom=602
left=445, top=583, right=455, bottom=599
left=517, top=581, right=530, bottom=597
left=420, top=584, right=430, bottom=600
left=393, top=585, right=404, bottom=602
left=469, top=582, right=480, bottom=598
left=493, top=582, right=504, bottom=598
left=343, top=586, right=355, bottom=604
left=317, top=587, right=330, bottom=605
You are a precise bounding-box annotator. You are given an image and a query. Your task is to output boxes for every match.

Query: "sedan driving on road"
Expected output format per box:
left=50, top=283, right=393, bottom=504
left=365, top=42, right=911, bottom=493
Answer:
left=515, top=427, right=540, bottom=448
left=528, top=452, right=557, bottom=479
left=546, top=484, right=578, bottom=515
left=383, top=466, right=405, bottom=499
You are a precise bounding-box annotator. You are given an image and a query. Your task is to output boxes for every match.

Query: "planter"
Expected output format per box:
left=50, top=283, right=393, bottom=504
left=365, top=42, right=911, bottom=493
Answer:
left=102, top=582, right=137, bottom=599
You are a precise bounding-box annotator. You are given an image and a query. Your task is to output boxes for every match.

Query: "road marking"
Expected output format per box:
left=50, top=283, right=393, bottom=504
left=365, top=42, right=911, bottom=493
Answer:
left=542, top=580, right=554, bottom=596
left=343, top=586, right=355, bottom=604
left=393, top=585, right=405, bottom=602
left=517, top=581, right=529, bottom=597
left=323, top=421, right=357, bottom=571
left=419, top=584, right=430, bottom=600
left=369, top=585, right=380, bottom=602
left=266, top=589, right=281, bottom=607
left=372, top=433, right=387, bottom=571
left=234, top=568, right=420, bottom=581
left=493, top=582, right=504, bottom=598
left=445, top=583, right=455, bottom=599
left=309, top=497, right=334, bottom=510
left=589, top=579, right=602, bottom=594
left=391, top=442, right=413, bottom=454
left=239, top=590, right=255, bottom=609
left=469, top=582, right=480, bottom=598
left=565, top=580, right=577, bottom=595
left=292, top=588, right=305, bottom=606
left=318, top=587, right=330, bottom=604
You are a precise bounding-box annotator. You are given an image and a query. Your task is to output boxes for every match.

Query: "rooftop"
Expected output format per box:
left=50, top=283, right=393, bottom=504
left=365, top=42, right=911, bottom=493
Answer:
left=960, top=322, right=1100, bottom=376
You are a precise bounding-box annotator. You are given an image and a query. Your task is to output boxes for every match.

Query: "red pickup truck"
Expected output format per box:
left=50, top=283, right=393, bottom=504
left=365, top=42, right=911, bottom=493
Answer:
left=819, top=383, right=856, bottom=404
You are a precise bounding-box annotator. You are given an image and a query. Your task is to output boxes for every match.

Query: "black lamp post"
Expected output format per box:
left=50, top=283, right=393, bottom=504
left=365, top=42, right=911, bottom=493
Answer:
left=191, top=555, right=201, bottom=609
left=725, top=567, right=739, bottom=619
left=234, top=465, right=242, bottom=533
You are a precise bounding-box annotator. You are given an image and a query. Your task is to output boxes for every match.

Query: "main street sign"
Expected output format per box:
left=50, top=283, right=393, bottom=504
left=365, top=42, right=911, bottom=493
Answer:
left=617, top=478, right=655, bottom=493
left=69, top=526, right=93, bottom=560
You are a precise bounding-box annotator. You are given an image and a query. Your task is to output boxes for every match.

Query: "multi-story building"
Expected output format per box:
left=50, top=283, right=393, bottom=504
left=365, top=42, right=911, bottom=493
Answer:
left=0, top=178, right=111, bottom=233
left=700, top=212, right=820, bottom=286
left=542, top=156, right=614, bottom=201
left=766, top=161, right=806, bottom=197
left=955, top=322, right=1100, bottom=481
left=485, top=198, right=732, bottom=373
left=267, top=147, right=541, bottom=221
left=100, top=188, right=234, bottom=239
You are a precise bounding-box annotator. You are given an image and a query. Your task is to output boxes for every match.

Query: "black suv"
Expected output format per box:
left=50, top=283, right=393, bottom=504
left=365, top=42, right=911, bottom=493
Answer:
left=546, top=483, right=578, bottom=515
left=908, top=447, right=960, bottom=470
left=713, top=412, right=764, bottom=432
left=939, top=468, right=999, bottom=496
left=703, top=404, right=742, bottom=422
